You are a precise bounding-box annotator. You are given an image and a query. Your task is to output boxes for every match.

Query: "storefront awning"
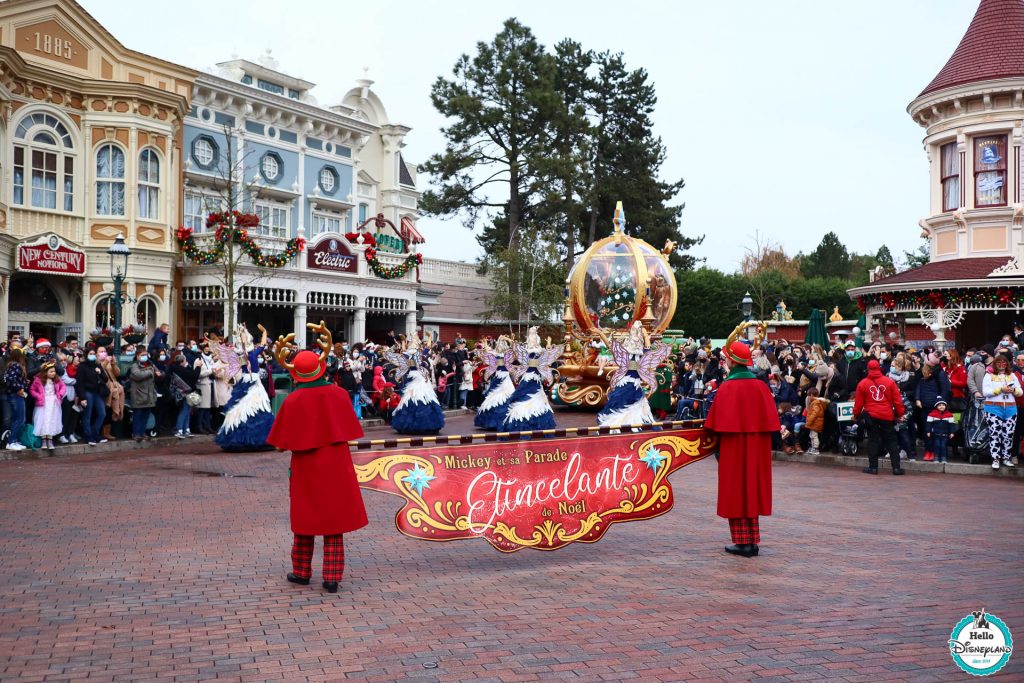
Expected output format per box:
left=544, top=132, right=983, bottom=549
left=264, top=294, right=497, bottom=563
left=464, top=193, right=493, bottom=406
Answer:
left=401, top=216, right=425, bottom=245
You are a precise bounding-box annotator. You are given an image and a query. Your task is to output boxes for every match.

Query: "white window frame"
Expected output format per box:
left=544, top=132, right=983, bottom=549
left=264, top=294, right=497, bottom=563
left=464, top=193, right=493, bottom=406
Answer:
left=138, top=148, right=161, bottom=220
left=310, top=209, right=344, bottom=237
left=183, top=190, right=224, bottom=233
left=192, top=137, right=215, bottom=167
left=12, top=113, right=76, bottom=213
left=260, top=153, right=281, bottom=182
left=254, top=199, right=290, bottom=239
left=318, top=166, right=337, bottom=193
left=95, top=143, right=126, bottom=217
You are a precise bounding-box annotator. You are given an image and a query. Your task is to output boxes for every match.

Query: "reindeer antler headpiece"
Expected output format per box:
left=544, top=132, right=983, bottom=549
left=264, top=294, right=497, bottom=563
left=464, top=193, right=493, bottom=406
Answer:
left=723, top=320, right=767, bottom=367
left=274, top=320, right=333, bottom=383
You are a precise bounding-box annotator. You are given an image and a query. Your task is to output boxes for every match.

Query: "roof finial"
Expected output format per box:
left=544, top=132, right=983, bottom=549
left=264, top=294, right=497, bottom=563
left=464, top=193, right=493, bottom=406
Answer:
left=613, top=201, right=625, bottom=234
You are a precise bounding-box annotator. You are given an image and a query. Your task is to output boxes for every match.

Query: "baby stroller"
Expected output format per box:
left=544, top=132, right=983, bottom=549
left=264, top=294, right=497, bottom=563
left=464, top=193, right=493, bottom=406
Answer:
left=839, top=421, right=865, bottom=455
left=961, top=398, right=991, bottom=464
left=123, top=398, right=158, bottom=439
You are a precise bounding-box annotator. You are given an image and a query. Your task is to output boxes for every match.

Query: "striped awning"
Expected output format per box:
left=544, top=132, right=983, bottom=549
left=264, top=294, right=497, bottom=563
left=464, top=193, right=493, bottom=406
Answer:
left=401, top=216, right=425, bottom=244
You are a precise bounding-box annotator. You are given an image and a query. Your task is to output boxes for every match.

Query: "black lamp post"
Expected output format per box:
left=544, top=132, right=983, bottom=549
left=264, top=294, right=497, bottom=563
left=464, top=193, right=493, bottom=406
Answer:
left=108, top=233, right=130, bottom=353
left=741, top=292, right=753, bottom=322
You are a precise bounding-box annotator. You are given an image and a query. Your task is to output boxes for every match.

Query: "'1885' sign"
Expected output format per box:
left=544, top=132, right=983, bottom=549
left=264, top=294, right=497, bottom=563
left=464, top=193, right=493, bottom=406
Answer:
left=307, top=237, right=356, bottom=273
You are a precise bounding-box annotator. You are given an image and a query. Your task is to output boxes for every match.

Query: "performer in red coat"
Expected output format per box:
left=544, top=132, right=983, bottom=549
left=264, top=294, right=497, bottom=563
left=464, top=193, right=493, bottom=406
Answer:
left=704, top=337, right=779, bottom=557
left=267, top=322, right=367, bottom=593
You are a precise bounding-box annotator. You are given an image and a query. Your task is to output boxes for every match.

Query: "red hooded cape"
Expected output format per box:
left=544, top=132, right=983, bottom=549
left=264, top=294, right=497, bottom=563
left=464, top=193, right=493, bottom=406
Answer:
left=704, top=370, right=779, bottom=519
left=267, top=382, right=368, bottom=535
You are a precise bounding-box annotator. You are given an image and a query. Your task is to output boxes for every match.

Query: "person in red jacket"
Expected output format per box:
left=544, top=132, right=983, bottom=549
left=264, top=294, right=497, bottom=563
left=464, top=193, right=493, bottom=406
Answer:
left=267, top=323, right=367, bottom=593
left=853, top=359, right=906, bottom=475
left=704, top=338, right=780, bottom=558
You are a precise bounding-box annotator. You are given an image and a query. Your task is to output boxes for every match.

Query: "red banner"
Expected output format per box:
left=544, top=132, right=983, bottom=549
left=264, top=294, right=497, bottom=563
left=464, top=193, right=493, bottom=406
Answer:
left=17, top=234, right=86, bottom=276
left=352, top=428, right=716, bottom=552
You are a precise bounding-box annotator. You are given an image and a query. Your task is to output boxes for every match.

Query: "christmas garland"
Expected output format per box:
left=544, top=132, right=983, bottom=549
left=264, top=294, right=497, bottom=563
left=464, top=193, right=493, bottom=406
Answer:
left=365, top=247, right=422, bottom=279
left=176, top=210, right=305, bottom=268
left=344, top=231, right=377, bottom=247
left=858, top=286, right=1024, bottom=311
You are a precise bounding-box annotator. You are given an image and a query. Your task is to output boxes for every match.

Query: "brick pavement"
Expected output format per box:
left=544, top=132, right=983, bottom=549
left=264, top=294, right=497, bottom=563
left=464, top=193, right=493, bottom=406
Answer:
left=0, top=438, right=1022, bottom=682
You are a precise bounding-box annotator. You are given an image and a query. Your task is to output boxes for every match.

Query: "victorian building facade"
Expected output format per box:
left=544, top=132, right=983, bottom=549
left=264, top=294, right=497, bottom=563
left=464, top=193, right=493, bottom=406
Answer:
left=179, top=53, right=432, bottom=344
left=849, top=0, right=1024, bottom=349
left=0, top=0, right=194, bottom=344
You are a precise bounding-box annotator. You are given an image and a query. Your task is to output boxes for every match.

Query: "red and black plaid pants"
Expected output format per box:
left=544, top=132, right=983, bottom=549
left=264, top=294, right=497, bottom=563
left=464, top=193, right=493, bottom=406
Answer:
left=291, top=534, right=345, bottom=583
left=728, top=517, right=761, bottom=544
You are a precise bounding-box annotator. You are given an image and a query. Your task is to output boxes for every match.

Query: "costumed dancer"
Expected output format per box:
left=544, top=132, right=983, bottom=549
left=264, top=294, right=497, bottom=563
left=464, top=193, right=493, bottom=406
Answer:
left=385, top=332, right=445, bottom=435
left=267, top=321, right=366, bottom=593
left=704, top=322, right=779, bottom=558
left=474, top=335, right=516, bottom=430
left=503, top=327, right=564, bottom=432
left=597, top=321, right=671, bottom=429
left=213, top=323, right=275, bottom=451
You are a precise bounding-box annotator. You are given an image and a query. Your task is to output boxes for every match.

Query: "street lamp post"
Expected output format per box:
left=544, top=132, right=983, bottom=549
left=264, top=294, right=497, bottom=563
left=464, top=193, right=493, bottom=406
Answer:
left=108, top=234, right=131, bottom=353
left=741, top=292, right=753, bottom=321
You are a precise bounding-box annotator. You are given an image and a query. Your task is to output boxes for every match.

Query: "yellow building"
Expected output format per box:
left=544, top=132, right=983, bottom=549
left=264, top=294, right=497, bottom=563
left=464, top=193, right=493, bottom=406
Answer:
left=0, top=0, right=195, bottom=344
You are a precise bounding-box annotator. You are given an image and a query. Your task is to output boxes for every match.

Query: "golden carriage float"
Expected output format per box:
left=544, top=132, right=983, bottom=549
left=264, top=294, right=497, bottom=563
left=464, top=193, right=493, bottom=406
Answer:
left=555, top=202, right=678, bottom=408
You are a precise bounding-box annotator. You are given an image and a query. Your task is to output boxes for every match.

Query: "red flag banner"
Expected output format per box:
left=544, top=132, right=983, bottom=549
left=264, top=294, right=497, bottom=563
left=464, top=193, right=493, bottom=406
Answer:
left=352, top=427, right=716, bottom=552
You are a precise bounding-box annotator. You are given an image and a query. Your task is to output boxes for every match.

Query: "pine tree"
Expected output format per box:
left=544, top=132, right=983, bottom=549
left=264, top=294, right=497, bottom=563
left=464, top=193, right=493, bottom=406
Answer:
left=799, top=232, right=851, bottom=280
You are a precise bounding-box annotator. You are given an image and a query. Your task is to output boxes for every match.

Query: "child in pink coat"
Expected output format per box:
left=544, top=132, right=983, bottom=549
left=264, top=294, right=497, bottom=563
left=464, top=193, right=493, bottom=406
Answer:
left=30, top=362, right=66, bottom=452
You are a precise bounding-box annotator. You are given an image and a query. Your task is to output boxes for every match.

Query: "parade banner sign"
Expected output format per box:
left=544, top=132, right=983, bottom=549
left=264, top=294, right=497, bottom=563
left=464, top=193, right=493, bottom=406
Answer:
left=352, top=428, right=716, bottom=552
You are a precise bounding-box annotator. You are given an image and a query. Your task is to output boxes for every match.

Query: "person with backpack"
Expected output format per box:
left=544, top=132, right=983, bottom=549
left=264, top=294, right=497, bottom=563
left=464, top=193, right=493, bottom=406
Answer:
left=854, top=359, right=906, bottom=475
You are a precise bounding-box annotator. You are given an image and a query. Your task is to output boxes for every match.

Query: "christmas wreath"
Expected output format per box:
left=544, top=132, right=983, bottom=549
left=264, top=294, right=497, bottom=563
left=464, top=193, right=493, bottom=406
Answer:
left=365, top=246, right=422, bottom=279
left=177, top=210, right=305, bottom=268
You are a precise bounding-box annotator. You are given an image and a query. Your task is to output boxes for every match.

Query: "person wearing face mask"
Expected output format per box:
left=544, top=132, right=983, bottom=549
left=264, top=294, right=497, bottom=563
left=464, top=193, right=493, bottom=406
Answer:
left=76, top=350, right=107, bottom=445
left=99, top=348, right=123, bottom=441
left=59, top=352, right=81, bottom=444
left=193, top=343, right=217, bottom=435
left=128, top=351, right=159, bottom=441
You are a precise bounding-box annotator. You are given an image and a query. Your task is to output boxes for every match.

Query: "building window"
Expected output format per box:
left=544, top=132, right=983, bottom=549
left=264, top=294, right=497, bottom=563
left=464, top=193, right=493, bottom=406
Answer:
left=12, top=112, right=75, bottom=211
left=311, top=210, right=343, bottom=237
left=358, top=203, right=368, bottom=224
left=254, top=200, right=290, bottom=238
left=95, top=143, right=126, bottom=216
left=974, top=135, right=1007, bottom=207
left=191, top=136, right=217, bottom=169
left=183, top=190, right=223, bottom=232
left=940, top=142, right=959, bottom=212
left=138, top=148, right=160, bottom=220
left=95, top=294, right=114, bottom=328
left=260, top=152, right=282, bottom=182
left=136, top=297, right=158, bottom=335
left=318, top=166, right=338, bottom=194
left=257, top=79, right=284, bottom=96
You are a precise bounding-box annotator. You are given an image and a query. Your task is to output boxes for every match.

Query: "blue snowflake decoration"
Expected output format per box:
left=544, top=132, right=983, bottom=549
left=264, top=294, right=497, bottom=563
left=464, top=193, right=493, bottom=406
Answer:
left=639, top=445, right=667, bottom=472
left=403, top=463, right=436, bottom=495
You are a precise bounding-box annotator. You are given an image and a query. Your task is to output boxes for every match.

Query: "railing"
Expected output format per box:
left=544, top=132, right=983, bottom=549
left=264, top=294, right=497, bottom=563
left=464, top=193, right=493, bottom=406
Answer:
left=366, top=296, right=408, bottom=313
left=419, top=257, right=488, bottom=284
left=237, top=286, right=296, bottom=306
left=181, top=285, right=225, bottom=304
left=307, top=291, right=357, bottom=309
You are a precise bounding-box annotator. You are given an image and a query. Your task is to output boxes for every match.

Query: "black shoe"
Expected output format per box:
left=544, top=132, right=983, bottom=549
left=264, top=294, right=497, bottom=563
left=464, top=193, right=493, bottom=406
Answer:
left=892, top=468, right=905, bottom=475
left=749, top=544, right=759, bottom=556
left=323, top=581, right=339, bottom=593
left=724, top=544, right=756, bottom=557
left=862, top=467, right=878, bottom=474
left=286, top=573, right=310, bottom=585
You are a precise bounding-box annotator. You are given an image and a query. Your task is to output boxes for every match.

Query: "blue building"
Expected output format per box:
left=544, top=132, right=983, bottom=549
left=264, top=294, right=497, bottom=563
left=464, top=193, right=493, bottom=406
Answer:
left=179, top=51, right=424, bottom=343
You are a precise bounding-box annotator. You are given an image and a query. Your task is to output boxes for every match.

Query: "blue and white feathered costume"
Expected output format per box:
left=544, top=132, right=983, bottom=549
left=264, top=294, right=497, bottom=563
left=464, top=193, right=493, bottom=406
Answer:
left=474, top=337, right=516, bottom=430
left=214, top=324, right=275, bottom=451
left=597, top=322, right=671, bottom=429
left=386, top=337, right=445, bottom=435
left=503, top=328, right=564, bottom=432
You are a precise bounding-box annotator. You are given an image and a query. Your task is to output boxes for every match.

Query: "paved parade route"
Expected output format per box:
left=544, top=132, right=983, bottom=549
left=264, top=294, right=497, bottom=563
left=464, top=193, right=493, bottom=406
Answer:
left=1, top=441, right=1022, bottom=682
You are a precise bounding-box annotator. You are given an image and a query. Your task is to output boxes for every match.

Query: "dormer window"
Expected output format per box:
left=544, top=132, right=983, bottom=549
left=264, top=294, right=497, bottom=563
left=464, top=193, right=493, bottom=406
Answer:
left=940, top=142, right=959, bottom=212
left=257, top=79, right=284, bottom=96
left=974, top=135, right=1006, bottom=207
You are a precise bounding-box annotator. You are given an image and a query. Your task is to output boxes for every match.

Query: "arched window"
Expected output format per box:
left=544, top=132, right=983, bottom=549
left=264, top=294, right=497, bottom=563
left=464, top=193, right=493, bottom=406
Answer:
left=12, top=111, right=75, bottom=211
left=96, top=144, right=126, bottom=216
left=136, top=297, right=158, bottom=335
left=94, top=294, right=115, bottom=328
left=138, top=148, right=160, bottom=220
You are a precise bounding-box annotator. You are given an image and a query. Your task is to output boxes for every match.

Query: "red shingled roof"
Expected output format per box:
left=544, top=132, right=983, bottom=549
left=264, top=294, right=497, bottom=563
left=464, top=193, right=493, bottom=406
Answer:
left=920, top=0, right=1024, bottom=96
left=868, top=257, right=1015, bottom=287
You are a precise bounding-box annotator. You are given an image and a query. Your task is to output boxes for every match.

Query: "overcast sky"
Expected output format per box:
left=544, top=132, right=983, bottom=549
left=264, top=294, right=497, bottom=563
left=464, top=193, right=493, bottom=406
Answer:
left=83, top=0, right=977, bottom=272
